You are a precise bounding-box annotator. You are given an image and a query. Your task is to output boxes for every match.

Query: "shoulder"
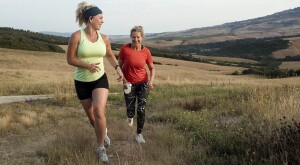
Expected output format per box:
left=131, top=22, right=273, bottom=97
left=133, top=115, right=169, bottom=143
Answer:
left=100, top=33, right=109, bottom=43
left=70, top=30, right=81, bottom=41
left=121, top=43, right=130, bottom=50
left=71, top=30, right=81, bottom=37
left=142, top=46, right=151, bottom=54
left=119, top=43, right=130, bottom=52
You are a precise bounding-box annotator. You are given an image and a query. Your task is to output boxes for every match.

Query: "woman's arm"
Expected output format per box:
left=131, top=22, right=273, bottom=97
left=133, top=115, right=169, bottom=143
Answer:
left=118, top=55, right=130, bottom=86
left=67, top=31, right=100, bottom=73
left=147, top=62, right=155, bottom=89
left=102, top=34, right=123, bottom=82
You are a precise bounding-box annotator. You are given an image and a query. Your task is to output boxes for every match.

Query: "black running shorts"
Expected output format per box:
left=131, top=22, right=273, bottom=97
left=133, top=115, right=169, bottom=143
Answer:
left=74, top=73, right=109, bottom=100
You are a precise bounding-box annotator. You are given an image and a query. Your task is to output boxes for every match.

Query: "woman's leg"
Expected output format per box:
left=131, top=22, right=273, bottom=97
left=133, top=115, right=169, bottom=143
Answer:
left=80, top=98, right=95, bottom=127
left=124, top=86, right=136, bottom=119
left=92, top=88, right=109, bottom=147
left=136, top=83, right=148, bottom=134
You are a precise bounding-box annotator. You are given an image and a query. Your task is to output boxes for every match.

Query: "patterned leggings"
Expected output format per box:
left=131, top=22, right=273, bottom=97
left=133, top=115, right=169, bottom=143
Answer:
left=124, top=82, right=148, bottom=134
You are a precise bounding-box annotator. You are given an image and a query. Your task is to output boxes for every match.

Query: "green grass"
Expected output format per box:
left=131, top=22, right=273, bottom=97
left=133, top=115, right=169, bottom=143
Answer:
left=1, top=83, right=299, bottom=164
left=147, top=84, right=300, bottom=164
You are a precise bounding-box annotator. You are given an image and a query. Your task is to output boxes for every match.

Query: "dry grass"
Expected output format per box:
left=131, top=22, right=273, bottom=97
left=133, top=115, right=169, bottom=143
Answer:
left=0, top=48, right=300, bottom=164
left=108, top=49, right=299, bottom=86
left=273, top=38, right=300, bottom=59
left=0, top=115, right=11, bottom=131
left=144, top=40, right=184, bottom=48
left=144, top=31, right=290, bottom=49
left=191, top=54, right=258, bottom=64
left=152, top=58, right=300, bottom=86
left=279, top=61, right=300, bottom=70
left=0, top=48, right=74, bottom=86
left=148, top=84, right=300, bottom=164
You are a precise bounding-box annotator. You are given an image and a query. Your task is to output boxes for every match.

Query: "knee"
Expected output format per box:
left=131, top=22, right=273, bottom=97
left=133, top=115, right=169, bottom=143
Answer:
left=93, top=108, right=105, bottom=120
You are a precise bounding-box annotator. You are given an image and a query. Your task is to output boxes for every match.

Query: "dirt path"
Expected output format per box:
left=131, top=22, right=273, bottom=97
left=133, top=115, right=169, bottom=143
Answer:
left=0, top=95, right=54, bottom=104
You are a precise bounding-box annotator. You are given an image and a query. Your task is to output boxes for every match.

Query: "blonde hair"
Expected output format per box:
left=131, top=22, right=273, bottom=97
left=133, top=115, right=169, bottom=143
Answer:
left=130, top=26, right=144, bottom=38
left=75, top=1, right=95, bottom=27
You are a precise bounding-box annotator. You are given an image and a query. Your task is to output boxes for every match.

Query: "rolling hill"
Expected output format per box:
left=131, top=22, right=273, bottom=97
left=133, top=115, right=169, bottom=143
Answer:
left=0, top=27, right=69, bottom=53
left=2, top=6, right=300, bottom=75
left=143, top=7, right=300, bottom=47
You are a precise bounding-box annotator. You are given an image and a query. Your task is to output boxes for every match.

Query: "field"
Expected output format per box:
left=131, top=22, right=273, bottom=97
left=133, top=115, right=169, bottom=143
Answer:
left=280, top=61, right=300, bottom=70
left=0, top=48, right=300, bottom=164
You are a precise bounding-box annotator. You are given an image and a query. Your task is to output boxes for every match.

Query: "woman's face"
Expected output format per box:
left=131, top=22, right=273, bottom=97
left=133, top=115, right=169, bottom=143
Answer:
left=130, top=31, right=143, bottom=46
left=90, top=14, right=104, bottom=30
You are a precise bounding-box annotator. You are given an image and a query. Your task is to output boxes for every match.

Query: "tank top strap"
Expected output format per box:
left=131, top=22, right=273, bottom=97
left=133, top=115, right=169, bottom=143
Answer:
left=80, top=29, right=86, bottom=43
left=96, top=31, right=105, bottom=44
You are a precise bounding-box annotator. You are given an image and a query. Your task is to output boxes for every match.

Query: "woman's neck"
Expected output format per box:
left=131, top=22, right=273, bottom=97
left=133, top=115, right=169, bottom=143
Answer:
left=130, top=43, right=142, bottom=50
left=84, top=27, right=98, bottom=42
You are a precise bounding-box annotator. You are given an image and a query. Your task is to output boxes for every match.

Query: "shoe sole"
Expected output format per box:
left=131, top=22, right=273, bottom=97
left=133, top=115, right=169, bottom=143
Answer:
left=98, top=157, right=109, bottom=163
left=136, top=140, right=146, bottom=143
left=97, top=148, right=109, bottom=163
left=136, top=135, right=146, bottom=143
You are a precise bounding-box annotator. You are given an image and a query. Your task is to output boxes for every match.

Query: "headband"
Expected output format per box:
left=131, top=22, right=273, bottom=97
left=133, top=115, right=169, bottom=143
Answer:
left=83, top=7, right=102, bottom=21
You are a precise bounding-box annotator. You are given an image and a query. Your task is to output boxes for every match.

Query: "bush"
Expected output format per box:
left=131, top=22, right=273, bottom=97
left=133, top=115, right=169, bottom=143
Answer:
left=232, top=71, right=239, bottom=75
left=246, top=117, right=300, bottom=164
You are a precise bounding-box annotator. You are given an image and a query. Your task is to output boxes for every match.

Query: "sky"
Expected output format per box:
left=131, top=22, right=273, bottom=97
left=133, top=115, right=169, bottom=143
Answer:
left=1, top=0, right=300, bottom=35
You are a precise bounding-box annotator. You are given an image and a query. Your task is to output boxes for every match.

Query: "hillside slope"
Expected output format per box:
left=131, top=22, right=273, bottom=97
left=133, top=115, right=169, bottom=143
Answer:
left=143, top=7, right=300, bottom=47
left=0, top=27, right=68, bottom=53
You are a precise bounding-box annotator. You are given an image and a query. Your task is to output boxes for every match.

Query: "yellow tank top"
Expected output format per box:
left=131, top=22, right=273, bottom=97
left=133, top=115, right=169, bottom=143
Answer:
left=75, top=29, right=106, bottom=82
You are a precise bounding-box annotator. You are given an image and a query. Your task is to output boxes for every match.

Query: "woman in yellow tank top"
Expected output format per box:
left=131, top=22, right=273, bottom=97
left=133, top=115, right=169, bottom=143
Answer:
left=67, top=1, right=123, bottom=163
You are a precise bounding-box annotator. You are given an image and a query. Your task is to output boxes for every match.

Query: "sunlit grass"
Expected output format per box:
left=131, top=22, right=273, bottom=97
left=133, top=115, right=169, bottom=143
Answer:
left=19, top=111, right=37, bottom=127
left=0, top=115, right=11, bottom=132
left=1, top=48, right=300, bottom=164
left=148, top=84, right=300, bottom=164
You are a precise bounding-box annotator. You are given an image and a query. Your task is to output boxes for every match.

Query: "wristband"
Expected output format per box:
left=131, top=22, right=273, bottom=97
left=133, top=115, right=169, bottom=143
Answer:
left=114, top=65, right=119, bottom=70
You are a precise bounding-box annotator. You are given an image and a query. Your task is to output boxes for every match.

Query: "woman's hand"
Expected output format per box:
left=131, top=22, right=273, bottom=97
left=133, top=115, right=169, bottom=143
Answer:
left=86, top=62, right=100, bottom=73
left=147, top=80, right=154, bottom=90
left=116, top=66, right=124, bottom=82
left=122, top=79, right=129, bottom=89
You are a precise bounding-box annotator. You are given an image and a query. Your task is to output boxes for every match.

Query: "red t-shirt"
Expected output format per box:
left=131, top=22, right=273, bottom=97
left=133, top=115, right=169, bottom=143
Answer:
left=119, top=44, right=153, bottom=84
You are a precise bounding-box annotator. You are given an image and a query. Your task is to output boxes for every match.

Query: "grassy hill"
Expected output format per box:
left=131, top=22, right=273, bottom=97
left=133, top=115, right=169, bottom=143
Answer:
left=143, top=7, right=300, bottom=47
left=0, top=27, right=68, bottom=53
left=0, top=48, right=299, bottom=164
left=170, top=38, right=289, bottom=61
left=2, top=27, right=299, bottom=78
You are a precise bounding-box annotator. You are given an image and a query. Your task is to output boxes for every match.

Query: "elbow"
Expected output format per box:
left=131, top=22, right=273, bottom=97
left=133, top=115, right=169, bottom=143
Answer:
left=67, top=58, right=74, bottom=66
left=67, top=59, right=71, bottom=65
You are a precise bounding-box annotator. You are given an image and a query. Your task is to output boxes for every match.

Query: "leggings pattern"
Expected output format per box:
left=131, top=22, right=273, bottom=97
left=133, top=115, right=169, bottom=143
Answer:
left=124, top=82, right=148, bottom=134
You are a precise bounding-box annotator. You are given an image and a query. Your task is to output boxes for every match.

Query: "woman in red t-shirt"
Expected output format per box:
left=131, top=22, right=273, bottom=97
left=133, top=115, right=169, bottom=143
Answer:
left=118, top=26, right=155, bottom=143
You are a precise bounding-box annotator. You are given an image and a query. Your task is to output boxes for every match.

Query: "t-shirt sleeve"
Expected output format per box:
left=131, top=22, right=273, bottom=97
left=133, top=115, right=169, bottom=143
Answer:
left=146, top=49, right=153, bottom=65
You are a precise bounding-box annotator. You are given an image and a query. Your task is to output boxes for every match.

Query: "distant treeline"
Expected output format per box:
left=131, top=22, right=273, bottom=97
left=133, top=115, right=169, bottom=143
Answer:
left=282, top=55, right=300, bottom=61
left=0, top=27, right=68, bottom=53
left=170, top=38, right=289, bottom=61
left=1, top=27, right=299, bottom=78
left=242, top=67, right=300, bottom=78
left=146, top=38, right=300, bottom=79
left=111, top=43, right=123, bottom=51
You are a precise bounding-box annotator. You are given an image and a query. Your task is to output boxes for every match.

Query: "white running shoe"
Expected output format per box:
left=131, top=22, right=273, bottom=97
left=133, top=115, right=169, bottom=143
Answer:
left=104, top=135, right=110, bottom=148
left=127, top=118, right=133, bottom=127
left=97, top=147, right=109, bottom=162
left=135, top=134, right=146, bottom=143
